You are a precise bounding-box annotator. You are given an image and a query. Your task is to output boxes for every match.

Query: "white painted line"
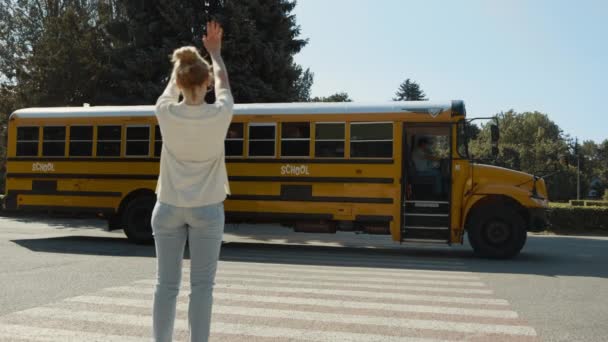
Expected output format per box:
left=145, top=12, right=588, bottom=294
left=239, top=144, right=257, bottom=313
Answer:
left=136, top=277, right=493, bottom=295
left=71, top=291, right=513, bottom=319
left=7, top=307, right=451, bottom=342
left=103, top=284, right=508, bottom=306
left=218, top=255, right=466, bottom=269
left=214, top=272, right=486, bottom=287
left=114, top=284, right=509, bottom=306
left=224, top=253, right=466, bottom=266
left=0, top=323, right=149, bottom=342
left=59, top=297, right=534, bottom=336
left=215, top=262, right=480, bottom=279
left=212, top=305, right=535, bottom=336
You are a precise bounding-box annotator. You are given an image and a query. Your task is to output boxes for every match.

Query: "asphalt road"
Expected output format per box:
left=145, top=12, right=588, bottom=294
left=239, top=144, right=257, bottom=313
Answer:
left=0, top=212, right=607, bottom=341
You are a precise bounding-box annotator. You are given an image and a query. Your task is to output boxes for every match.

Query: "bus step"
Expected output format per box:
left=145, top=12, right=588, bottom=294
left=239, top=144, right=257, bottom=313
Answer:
left=404, top=201, right=449, bottom=214
left=401, top=238, right=447, bottom=244
left=403, top=213, right=449, bottom=227
left=402, top=227, right=449, bottom=241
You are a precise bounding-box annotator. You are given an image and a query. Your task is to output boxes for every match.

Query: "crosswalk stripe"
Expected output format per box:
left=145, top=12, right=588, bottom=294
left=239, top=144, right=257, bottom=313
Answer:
left=0, top=323, right=149, bottom=342
left=219, top=255, right=466, bottom=270
left=103, top=284, right=509, bottom=306
left=214, top=261, right=480, bottom=279
left=69, top=292, right=517, bottom=319
left=17, top=302, right=534, bottom=337
left=223, top=252, right=467, bottom=266
left=213, top=272, right=486, bottom=287
left=8, top=307, right=452, bottom=342
left=136, top=277, right=494, bottom=295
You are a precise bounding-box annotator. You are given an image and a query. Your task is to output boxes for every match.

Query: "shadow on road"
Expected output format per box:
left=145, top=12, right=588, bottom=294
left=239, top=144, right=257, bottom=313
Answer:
left=10, top=232, right=608, bottom=280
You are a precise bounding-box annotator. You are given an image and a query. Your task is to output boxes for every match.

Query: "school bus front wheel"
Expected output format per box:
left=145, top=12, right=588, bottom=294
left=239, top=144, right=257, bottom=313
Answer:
left=467, top=206, right=527, bottom=259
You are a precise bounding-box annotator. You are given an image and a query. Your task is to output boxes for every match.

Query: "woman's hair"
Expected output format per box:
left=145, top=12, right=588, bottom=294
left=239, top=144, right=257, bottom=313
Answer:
left=171, top=46, right=211, bottom=91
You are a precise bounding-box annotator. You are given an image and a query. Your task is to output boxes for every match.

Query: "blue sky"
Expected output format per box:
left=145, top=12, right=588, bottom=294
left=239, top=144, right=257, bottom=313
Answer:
left=293, top=0, right=608, bottom=142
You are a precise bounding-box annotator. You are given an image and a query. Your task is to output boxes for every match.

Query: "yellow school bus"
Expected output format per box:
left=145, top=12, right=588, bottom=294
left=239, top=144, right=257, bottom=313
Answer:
left=3, top=100, right=549, bottom=258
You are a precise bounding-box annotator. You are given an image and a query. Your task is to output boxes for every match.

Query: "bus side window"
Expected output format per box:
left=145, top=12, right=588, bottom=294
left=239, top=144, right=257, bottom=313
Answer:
left=281, top=122, right=310, bottom=157
left=97, top=126, right=122, bottom=157
left=126, top=126, right=150, bottom=157
left=350, top=122, right=393, bottom=158
left=248, top=123, right=276, bottom=157
left=69, top=126, right=93, bottom=157
left=42, top=126, right=66, bottom=157
left=225, top=123, right=244, bottom=157
left=16, top=127, right=40, bottom=157
left=154, top=125, right=162, bottom=157
left=315, top=123, right=345, bottom=158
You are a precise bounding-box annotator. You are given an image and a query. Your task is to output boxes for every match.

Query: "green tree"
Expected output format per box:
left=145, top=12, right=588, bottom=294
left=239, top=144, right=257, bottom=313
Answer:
left=393, top=78, right=427, bottom=101
left=0, top=0, right=313, bottom=108
left=311, top=92, right=352, bottom=102
left=469, top=110, right=574, bottom=200
left=201, top=0, right=312, bottom=102
left=0, top=1, right=107, bottom=110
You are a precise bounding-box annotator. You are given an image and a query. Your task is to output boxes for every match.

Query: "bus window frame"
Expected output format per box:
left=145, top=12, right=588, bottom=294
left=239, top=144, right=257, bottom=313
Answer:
left=314, top=122, right=346, bottom=158
left=96, top=125, right=123, bottom=158
left=42, top=125, right=67, bottom=158
left=154, top=125, right=162, bottom=158
left=225, top=122, right=245, bottom=158
left=280, top=122, right=311, bottom=158
left=125, top=124, right=151, bottom=158
left=68, top=125, right=94, bottom=157
left=349, top=121, right=394, bottom=159
left=247, top=122, right=277, bottom=158
left=15, top=126, right=41, bottom=157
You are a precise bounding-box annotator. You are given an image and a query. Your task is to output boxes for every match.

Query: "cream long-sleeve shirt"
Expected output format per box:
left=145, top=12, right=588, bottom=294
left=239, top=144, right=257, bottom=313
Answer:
left=154, top=77, right=234, bottom=207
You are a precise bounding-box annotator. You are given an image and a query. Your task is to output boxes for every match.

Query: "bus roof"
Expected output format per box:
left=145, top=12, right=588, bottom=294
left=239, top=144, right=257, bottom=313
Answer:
left=10, top=100, right=465, bottom=119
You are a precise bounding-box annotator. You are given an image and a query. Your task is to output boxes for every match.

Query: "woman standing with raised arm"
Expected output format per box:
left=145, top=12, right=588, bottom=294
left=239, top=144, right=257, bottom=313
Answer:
left=152, top=21, right=232, bottom=342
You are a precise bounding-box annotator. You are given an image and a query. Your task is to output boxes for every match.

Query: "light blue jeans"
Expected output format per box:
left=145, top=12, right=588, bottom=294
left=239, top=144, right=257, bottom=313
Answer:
left=151, top=201, right=225, bottom=342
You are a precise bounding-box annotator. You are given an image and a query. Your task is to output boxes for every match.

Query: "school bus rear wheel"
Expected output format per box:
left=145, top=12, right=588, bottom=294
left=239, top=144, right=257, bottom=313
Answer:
left=122, top=196, right=155, bottom=244
left=467, top=206, right=526, bottom=259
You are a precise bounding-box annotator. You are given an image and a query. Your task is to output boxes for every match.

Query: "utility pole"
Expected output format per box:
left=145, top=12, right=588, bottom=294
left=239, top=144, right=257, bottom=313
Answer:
left=575, top=138, right=580, bottom=200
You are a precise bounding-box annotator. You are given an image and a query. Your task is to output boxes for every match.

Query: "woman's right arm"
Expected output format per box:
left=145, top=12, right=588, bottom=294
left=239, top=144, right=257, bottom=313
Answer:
left=203, top=21, right=233, bottom=109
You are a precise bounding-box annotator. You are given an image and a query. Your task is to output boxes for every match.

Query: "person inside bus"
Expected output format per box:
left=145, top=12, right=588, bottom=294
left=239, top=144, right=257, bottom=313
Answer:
left=412, top=137, right=443, bottom=195
left=152, top=21, right=232, bottom=342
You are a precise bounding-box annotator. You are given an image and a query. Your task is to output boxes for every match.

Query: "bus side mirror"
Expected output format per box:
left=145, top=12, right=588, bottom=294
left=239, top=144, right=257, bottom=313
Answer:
left=490, top=124, right=499, bottom=143
left=490, top=124, right=499, bottom=157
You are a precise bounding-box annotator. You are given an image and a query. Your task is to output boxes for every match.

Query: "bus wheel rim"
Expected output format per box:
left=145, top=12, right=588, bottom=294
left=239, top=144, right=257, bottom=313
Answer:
left=484, top=220, right=511, bottom=245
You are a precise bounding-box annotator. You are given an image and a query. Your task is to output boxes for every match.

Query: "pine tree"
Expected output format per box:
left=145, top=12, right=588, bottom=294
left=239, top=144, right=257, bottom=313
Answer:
left=99, top=0, right=313, bottom=104
left=393, top=78, right=427, bottom=101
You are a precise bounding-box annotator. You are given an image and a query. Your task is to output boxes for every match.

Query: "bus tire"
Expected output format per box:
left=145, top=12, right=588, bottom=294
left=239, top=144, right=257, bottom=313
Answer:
left=467, top=206, right=526, bottom=259
left=122, top=196, right=155, bottom=245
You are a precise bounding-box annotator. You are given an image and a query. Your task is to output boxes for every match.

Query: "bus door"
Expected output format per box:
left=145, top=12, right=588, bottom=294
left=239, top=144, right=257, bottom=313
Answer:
left=402, top=124, right=452, bottom=242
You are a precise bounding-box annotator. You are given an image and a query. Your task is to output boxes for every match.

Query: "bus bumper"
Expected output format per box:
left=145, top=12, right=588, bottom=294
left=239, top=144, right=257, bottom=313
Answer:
left=528, top=208, right=548, bottom=232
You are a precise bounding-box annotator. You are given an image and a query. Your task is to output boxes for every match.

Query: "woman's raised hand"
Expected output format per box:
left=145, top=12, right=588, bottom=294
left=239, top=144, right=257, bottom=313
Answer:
left=203, top=21, right=223, bottom=56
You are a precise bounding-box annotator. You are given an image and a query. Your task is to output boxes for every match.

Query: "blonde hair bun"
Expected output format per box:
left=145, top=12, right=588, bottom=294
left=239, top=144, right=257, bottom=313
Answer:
left=172, top=46, right=201, bottom=65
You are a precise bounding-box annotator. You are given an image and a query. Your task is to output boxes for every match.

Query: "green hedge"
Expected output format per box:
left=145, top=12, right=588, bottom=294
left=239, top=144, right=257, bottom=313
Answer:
left=547, top=205, right=608, bottom=233
left=569, top=200, right=608, bottom=207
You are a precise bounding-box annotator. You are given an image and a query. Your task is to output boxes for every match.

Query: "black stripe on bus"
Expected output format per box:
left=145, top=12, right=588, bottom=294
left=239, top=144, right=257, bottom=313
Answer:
left=6, top=173, right=158, bottom=180
left=5, top=173, right=393, bottom=184
left=226, top=158, right=394, bottom=164
left=7, top=157, right=159, bottom=162
left=355, top=215, right=394, bottom=223
left=7, top=190, right=122, bottom=198
left=16, top=205, right=115, bottom=214
left=8, top=157, right=395, bottom=165
left=229, top=176, right=394, bottom=184
left=226, top=211, right=333, bottom=221
left=228, top=194, right=393, bottom=204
